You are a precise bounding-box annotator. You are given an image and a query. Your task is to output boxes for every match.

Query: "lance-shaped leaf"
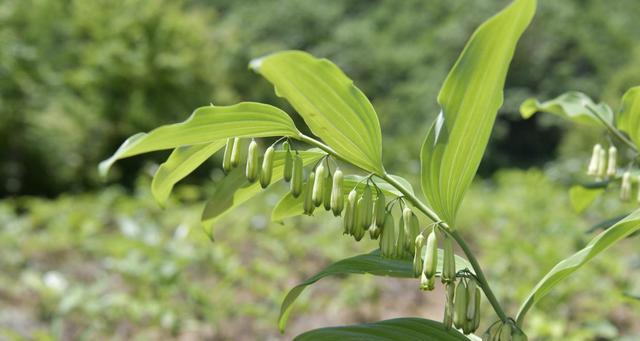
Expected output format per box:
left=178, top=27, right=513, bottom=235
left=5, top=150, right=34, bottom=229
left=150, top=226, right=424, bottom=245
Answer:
left=278, top=249, right=473, bottom=332
left=516, top=209, right=640, bottom=326
left=293, top=317, right=470, bottom=341
left=99, top=102, right=300, bottom=176
left=615, top=86, right=640, bottom=148
left=420, top=0, right=536, bottom=224
left=271, top=174, right=413, bottom=222
left=520, top=91, right=614, bottom=126
left=201, top=149, right=325, bottom=240
left=250, top=51, right=384, bottom=175
left=151, top=141, right=227, bottom=204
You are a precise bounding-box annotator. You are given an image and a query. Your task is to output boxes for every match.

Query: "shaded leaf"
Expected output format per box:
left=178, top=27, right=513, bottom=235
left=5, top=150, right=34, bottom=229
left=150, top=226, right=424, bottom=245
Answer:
left=151, top=141, right=226, bottom=204
left=293, top=317, right=469, bottom=341
left=278, top=249, right=472, bottom=332
left=201, top=149, right=324, bottom=239
left=420, top=0, right=536, bottom=224
left=568, top=185, right=604, bottom=213
left=99, top=102, right=300, bottom=176
left=520, top=91, right=614, bottom=126
left=516, top=209, right=640, bottom=325
left=615, top=86, right=640, bottom=148
left=250, top=51, right=384, bottom=174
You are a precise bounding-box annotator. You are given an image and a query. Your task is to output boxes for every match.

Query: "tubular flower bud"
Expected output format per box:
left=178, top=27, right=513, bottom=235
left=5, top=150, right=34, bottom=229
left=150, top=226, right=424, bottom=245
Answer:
left=621, top=171, right=632, bottom=201
left=587, top=144, right=601, bottom=176
left=374, top=192, right=386, bottom=228
left=282, top=141, right=293, bottom=182
left=303, top=172, right=316, bottom=216
left=330, top=169, right=344, bottom=216
left=606, top=146, right=617, bottom=178
left=361, top=186, right=373, bottom=229
left=353, top=197, right=366, bottom=241
left=222, top=138, right=233, bottom=174
left=466, top=279, right=477, bottom=321
left=230, top=137, right=241, bottom=168
left=395, top=214, right=406, bottom=259
left=499, top=322, right=512, bottom=341
left=413, top=234, right=425, bottom=277
left=472, top=287, right=481, bottom=332
left=290, top=154, right=303, bottom=198
left=407, top=213, right=420, bottom=253
left=443, top=282, right=455, bottom=330
left=424, top=229, right=438, bottom=279
left=453, top=280, right=468, bottom=329
left=312, top=163, right=326, bottom=207
left=343, top=189, right=357, bottom=235
left=441, top=234, right=456, bottom=283
left=259, top=146, right=274, bottom=188
left=246, top=139, right=260, bottom=182
left=323, top=173, right=332, bottom=211
left=596, top=146, right=607, bottom=179
left=379, top=212, right=395, bottom=258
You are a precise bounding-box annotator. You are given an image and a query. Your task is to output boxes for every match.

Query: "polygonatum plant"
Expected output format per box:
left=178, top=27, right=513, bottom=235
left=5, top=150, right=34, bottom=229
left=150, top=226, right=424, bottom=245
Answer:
left=100, top=0, right=640, bottom=339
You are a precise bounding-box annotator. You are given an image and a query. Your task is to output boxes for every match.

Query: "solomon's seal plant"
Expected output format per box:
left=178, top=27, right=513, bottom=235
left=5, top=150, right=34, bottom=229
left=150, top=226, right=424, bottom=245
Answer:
left=100, top=0, right=640, bottom=339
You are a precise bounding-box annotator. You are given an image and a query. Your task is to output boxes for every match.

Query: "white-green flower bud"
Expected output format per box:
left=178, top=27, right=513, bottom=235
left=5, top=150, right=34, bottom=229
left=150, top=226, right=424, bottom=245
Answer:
left=374, top=192, right=386, bottom=228
left=311, top=163, right=325, bottom=207
left=361, top=186, right=373, bottom=229
left=282, top=141, right=293, bottom=182
left=245, top=139, right=260, bottom=183
left=343, top=189, right=357, bottom=235
left=453, top=280, right=468, bottom=329
left=395, top=214, right=405, bottom=259
left=587, top=144, right=601, bottom=176
left=330, top=169, right=344, bottom=216
left=230, top=137, right=241, bottom=168
left=259, top=146, right=274, bottom=188
left=621, top=171, right=631, bottom=201
left=424, top=229, right=438, bottom=279
left=303, top=172, right=316, bottom=216
left=222, top=138, right=233, bottom=174
left=596, top=146, right=607, bottom=179
left=379, top=212, right=395, bottom=258
left=441, top=234, right=456, bottom=283
left=413, top=234, right=425, bottom=277
left=322, top=173, right=332, bottom=211
left=466, top=279, right=477, bottom=321
left=606, top=146, right=617, bottom=178
left=353, top=197, right=366, bottom=241
left=290, top=154, right=303, bottom=198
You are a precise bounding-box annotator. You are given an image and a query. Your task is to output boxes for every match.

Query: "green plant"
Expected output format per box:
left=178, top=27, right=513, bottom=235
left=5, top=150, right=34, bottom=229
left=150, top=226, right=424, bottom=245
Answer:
left=100, top=0, right=640, bottom=339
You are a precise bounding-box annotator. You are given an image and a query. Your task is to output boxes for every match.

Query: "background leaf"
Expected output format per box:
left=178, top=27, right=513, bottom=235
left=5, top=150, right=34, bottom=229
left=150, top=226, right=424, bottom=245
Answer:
left=201, top=149, right=325, bottom=239
left=520, top=91, right=614, bottom=126
left=151, top=141, right=226, bottom=204
left=99, top=102, right=300, bottom=176
left=516, top=209, right=640, bottom=326
left=293, top=317, right=470, bottom=341
left=278, top=249, right=473, bottom=332
left=250, top=51, right=384, bottom=174
left=568, top=185, right=605, bottom=213
left=420, top=0, right=536, bottom=224
left=615, top=86, right=640, bottom=148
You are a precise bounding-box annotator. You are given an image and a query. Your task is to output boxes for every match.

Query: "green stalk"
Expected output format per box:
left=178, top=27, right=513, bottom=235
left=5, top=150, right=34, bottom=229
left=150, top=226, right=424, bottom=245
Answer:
left=297, top=133, right=508, bottom=322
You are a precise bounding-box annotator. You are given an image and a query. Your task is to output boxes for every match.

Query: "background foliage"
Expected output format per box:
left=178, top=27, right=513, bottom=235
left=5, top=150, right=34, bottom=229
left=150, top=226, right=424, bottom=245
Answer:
left=1, top=0, right=639, bottom=340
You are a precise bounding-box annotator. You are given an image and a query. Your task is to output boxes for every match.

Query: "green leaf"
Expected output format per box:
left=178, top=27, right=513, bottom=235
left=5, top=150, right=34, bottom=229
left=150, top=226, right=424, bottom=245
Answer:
left=568, top=185, right=604, bottom=213
left=271, top=174, right=412, bottom=222
left=250, top=51, right=384, bottom=175
left=151, top=141, right=226, bottom=204
left=420, top=0, right=536, bottom=224
left=520, top=91, right=614, bottom=126
left=516, top=209, right=640, bottom=326
left=99, top=102, right=300, bottom=176
left=615, top=86, right=640, bottom=147
left=278, top=249, right=472, bottom=332
left=293, top=317, right=470, bottom=341
left=201, top=149, right=324, bottom=240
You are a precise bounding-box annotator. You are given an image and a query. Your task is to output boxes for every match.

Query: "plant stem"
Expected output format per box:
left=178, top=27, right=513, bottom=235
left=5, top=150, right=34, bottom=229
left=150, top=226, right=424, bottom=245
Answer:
left=297, top=133, right=509, bottom=322
left=586, top=105, right=638, bottom=154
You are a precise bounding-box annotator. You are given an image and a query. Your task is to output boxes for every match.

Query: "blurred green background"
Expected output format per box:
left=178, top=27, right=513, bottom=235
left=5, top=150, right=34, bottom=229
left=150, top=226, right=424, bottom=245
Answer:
left=1, top=0, right=639, bottom=340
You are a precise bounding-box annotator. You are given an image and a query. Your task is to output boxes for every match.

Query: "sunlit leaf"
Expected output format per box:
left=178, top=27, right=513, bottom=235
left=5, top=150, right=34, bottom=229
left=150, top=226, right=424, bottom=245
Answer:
left=201, top=149, right=325, bottom=240
left=615, top=86, right=640, bottom=148
left=516, top=209, right=640, bottom=326
left=420, top=0, right=536, bottom=224
left=99, top=102, right=300, bottom=176
left=151, top=141, right=226, bottom=204
left=278, top=249, right=472, bottom=332
left=293, top=317, right=470, bottom=341
left=520, top=91, right=614, bottom=126
left=250, top=51, right=384, bottom=174
left=271, top=174, right=413, bottom=222
left=568, top=185, right=604, bottom=213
